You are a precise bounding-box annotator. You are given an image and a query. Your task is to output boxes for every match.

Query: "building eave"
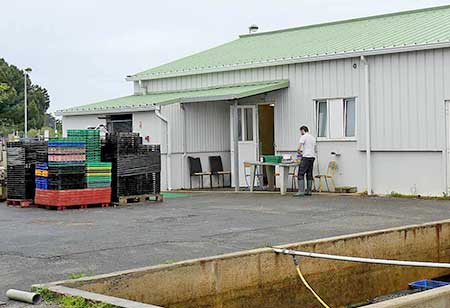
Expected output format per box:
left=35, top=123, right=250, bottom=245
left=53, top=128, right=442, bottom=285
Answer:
left=57, top=105, right=157, bottom=117
left=126, top=41, right=450, bottom=82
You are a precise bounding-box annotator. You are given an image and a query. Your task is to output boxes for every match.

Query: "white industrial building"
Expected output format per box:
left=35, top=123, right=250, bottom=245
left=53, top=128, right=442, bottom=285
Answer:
left=60, top=5, right=450, bottom=196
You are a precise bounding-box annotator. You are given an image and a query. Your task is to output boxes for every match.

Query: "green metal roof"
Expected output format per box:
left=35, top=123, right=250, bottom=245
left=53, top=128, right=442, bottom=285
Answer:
left=129, top=5, right=450, bottom=80
left=60, top=80, right=289, bottom=115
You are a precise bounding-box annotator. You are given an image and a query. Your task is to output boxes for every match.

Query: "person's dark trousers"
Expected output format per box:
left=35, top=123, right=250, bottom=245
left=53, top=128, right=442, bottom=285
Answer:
left=298, top=157, right=315, bottom=196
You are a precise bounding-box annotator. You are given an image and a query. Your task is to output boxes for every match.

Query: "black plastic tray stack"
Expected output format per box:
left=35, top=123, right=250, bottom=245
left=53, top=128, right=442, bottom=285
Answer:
left=6, top=140, right=48, bottom=199
left=47, top=165, right=86, bottom=190
left=102, top=133, right=161, bottom=201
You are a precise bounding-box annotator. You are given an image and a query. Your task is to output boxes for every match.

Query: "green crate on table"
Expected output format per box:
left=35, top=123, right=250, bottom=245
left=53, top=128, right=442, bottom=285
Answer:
left=263, top=155, right=283, bottom=164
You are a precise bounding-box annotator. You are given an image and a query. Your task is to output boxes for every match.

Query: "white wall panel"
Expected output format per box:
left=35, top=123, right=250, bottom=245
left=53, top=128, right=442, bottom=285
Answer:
left=62, top=115, right=106, bottom=136
left=132, top=111, right=162, bottom=145
left=371, top=152, right=444, bottom=196
left=184, top=102, right=230, bottom=153
left=368, top=50, right=449, bottom=150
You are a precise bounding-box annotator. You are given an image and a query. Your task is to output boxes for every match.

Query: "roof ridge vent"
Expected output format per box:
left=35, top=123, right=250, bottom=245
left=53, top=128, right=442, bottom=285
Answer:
left=248, top=24, right=259, bottom=34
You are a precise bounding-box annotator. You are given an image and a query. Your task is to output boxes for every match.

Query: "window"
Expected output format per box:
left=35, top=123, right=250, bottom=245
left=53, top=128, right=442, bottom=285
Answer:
left=317, top=101, right=327, bottom=138
left=237, top=108, right=242, bottom=141
left=237, top=107, right=254, bottom=142
left=315, top=98, right=356, bottom=139
left=344, top=99, right=356, bottom=137
left=244, top=108, right=253, bottom=141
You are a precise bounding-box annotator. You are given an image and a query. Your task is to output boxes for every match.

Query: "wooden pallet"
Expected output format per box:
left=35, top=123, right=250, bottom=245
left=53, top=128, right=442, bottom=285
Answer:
left=6, top=199, right=33, bottom=208
left=34, top=203, right=110, bottom=211
left=118, top=194, right=164, bottom=205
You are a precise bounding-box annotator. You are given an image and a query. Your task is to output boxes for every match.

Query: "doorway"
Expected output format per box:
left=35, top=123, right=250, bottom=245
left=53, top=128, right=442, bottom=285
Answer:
left=258, top=104, right=275, bottom=156
left=230, top=103, right=275, bottom=187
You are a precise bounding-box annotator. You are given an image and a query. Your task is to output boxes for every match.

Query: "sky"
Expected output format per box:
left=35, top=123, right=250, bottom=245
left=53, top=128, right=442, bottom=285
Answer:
left=1, top=0, right=449, bottom=113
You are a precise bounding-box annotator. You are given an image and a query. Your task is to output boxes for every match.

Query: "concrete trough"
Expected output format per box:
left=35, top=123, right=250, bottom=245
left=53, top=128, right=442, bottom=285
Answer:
left=36, top=219, right=450, bottom=308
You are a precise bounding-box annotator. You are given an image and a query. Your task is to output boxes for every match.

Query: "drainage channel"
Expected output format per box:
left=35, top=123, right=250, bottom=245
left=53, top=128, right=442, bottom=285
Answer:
left=274, top=248, right=450, bottom=308
left=36, top=220, right=450, bottom=308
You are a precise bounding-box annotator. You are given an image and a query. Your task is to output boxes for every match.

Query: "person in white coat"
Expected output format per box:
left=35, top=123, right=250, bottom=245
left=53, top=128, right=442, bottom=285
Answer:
left=295, top=125, right=316, bottom=196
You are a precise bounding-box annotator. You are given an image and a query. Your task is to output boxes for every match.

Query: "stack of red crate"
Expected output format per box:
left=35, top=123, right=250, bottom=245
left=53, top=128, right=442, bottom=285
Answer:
left=35, top=188, right=111, bottom=206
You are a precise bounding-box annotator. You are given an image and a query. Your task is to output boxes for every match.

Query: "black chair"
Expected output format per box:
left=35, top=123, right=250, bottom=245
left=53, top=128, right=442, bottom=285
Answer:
left=209, top=156, right=231, bottom=188
left=188, top=156, right=211, bottom=189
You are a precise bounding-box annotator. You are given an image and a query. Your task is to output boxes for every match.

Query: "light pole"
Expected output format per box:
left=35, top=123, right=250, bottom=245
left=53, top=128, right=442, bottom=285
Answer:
left=23, top=67, right=32, bottom=138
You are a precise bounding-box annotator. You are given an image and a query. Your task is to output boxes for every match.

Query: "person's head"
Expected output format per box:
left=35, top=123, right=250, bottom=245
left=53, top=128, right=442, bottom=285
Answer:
left=300, top=125, right=309, bottom=135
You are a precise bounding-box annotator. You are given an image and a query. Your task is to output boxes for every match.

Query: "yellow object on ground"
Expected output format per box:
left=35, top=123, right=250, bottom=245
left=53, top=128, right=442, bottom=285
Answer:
left=295, top=260, right=331, bottom=308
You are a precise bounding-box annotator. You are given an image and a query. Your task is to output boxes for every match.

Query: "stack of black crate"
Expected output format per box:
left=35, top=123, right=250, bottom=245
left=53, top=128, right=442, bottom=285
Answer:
left=102, top=133, right=161, bottom=202
left=6, top=140, right=48, bottom=200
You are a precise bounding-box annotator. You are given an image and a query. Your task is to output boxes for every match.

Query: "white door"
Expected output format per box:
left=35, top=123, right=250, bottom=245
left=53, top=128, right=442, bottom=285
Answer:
left=230, top=105, right=258, bottom=187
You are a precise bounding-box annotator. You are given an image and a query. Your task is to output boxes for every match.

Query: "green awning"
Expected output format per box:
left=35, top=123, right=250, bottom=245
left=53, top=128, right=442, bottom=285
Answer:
left=59, top=80, right=289, bottom=115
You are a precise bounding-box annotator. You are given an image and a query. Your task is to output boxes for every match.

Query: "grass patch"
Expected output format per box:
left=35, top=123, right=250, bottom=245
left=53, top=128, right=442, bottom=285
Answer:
left=68, top=272, right=86, bottom=279
left=60, top=295, right=116, bottom=308
left=34, top=288, right=117, bottom=308
left=388, top=191, right=450, bottom=201
left=33, top=287, right=55, bottom=303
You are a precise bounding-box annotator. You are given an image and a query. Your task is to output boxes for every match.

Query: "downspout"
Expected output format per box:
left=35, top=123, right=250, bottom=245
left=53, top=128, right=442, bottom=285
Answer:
left=155, top=106, right=172, bottom=191
left=232, top=100, right=240, bottom=192
left=361, top=56, right=372, bottom=195
left=181, top=104, right=187, bottom=189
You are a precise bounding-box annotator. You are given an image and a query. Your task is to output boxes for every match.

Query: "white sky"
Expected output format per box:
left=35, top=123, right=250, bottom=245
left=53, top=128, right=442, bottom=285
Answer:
left=1, top=0, right=449, bottom=112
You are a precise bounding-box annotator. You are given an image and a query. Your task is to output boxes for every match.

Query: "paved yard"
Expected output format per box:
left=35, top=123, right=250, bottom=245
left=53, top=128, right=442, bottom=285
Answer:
left=2, top=192, right=450, bottom=305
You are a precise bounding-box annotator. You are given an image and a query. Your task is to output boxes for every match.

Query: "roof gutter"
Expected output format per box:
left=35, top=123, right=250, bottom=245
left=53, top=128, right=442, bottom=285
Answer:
left=154, top=105, right=172, bottom=191
left=126, top=41, right=450, bottom=81
left=57, top=105, right=157, bottom=117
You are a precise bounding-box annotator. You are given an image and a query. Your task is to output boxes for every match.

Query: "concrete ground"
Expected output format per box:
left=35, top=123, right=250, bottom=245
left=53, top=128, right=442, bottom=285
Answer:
left=2, top=192, right=450, bottom=306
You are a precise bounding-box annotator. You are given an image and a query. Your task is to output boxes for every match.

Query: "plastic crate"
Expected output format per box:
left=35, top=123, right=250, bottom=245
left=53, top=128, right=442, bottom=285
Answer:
left=409, top=279, right=450, bottom=291
left=263, top=155, right=283, bottom=164
left=34, top=188, right=111, bottom=206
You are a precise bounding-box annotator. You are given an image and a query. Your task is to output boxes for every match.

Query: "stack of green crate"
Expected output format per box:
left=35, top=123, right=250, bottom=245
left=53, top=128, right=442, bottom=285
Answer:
left=67, top=129, right=101, bottom=162
left=85, top=162, right=112, bottom=188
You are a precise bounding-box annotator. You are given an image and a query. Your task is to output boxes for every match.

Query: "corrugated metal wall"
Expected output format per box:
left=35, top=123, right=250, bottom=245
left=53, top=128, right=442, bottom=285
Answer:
left=368, top=48, right=450, bottom=150
left=139, top=48, right=450, bottom=193
left=183, top=102, right=230, bottom=153
left=159, top=100, right=230, bottom=153
left=146, top=57, right=363, bottom=152
left=145, top=48, right=450, bottom=153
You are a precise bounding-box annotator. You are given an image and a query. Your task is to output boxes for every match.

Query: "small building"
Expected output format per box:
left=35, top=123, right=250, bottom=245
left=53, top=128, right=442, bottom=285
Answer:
left=59, top=5, right=450, bottom=196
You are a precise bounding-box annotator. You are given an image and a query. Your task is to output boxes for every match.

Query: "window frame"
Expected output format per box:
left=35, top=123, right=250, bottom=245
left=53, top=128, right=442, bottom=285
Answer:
left=237, top=106, right=255, bottom=143
left=314, top=97, right=357, bottom=141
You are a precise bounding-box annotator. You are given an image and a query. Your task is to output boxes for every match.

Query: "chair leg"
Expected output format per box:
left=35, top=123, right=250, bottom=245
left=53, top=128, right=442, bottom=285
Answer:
left=190, top=176, right=192, bottom=190
left=331, top=178, right=337, bottom=192
left=201, top=176, right=204, bottom=189
left=210, top=175, right=213, bottom=189
left=325, top=178, right=330, bottom=192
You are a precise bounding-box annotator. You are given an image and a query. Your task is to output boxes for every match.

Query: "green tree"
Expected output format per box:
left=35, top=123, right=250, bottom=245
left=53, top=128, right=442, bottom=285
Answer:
left=0, top=58, right=51, bottom=135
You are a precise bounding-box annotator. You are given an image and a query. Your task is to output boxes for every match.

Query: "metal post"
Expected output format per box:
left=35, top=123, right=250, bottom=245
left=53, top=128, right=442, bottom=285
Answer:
left=233, top=100, right=239, bottom=192
left=23, top=68, right=31, bottom=138
left=24, top=72, right=27, bottom=138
